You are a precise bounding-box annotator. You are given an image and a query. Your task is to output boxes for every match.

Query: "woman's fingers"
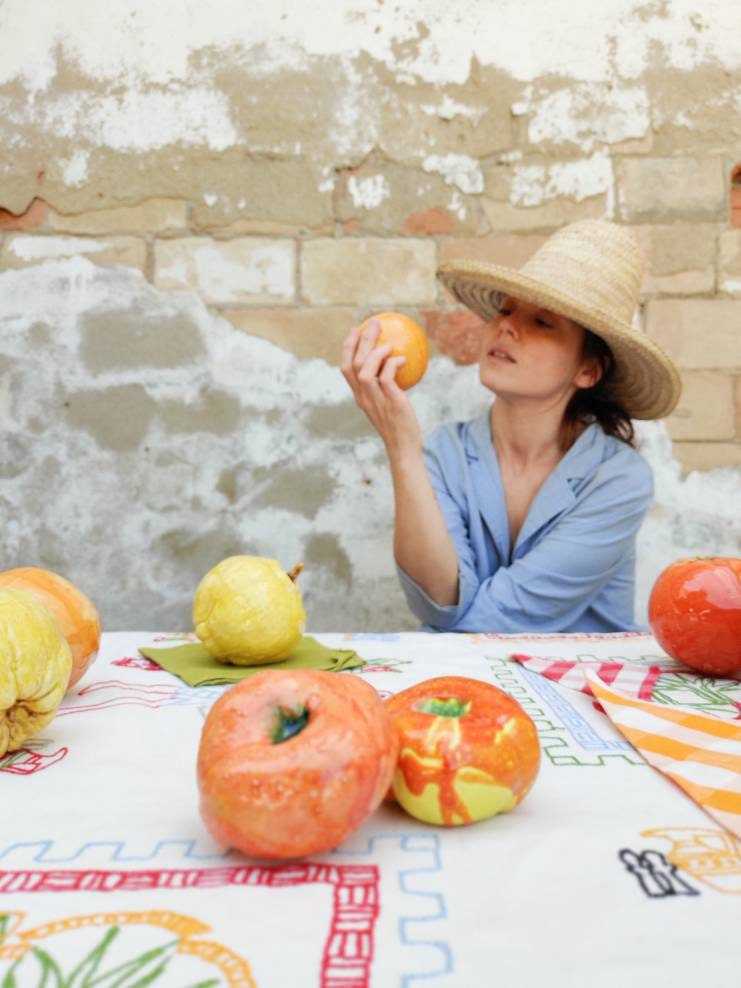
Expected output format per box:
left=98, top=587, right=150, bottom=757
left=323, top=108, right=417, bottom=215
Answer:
left=353, top=320, right=381, bottom=373
left=357, top=341, right=392, bottom=383
left=378, top=355, right=406, bottom=390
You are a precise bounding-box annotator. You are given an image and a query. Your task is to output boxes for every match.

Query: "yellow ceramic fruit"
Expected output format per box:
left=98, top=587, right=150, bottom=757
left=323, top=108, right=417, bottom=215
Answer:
left=193, top=556, right=306, bottom=666
left=0, top=588, right=72, bottom=756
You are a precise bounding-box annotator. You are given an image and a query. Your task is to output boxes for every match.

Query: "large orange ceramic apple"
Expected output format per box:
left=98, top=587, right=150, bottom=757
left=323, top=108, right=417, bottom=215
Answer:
left=385, top=676, right=540, bottom=827
left=197, top=669, right=398, bottom=859
left=0, top=567, right=101, bottom=689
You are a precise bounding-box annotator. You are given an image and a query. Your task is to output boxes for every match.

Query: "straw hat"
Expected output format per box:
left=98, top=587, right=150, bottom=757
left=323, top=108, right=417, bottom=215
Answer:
left=436, top=219, right=681, bottom=420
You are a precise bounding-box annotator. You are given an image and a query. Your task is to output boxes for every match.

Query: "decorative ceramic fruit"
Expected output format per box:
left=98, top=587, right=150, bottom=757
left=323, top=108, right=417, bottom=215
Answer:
left=648, top=557, right=741, bottom=675
left=385, top=676, right=540, bottom=827
left=0, top=588, right=72, bottom=756
left=0, top=567, right=101, bottom=689
left=193, top=556, right=306, bottom=666
left=359, top=312, right=429, bottom=389
left=197, top=668, right=399, bottom=858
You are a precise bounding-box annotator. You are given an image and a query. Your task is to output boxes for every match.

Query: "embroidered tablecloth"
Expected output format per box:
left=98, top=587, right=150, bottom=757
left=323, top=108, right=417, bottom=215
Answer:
left=2, top=631, right=739, bottom=987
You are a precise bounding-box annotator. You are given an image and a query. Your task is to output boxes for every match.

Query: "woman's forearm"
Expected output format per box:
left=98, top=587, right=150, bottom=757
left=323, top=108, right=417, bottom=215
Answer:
left=339, top=320, right=459, bottom=606
left=387, top=446, right=460, bottom=607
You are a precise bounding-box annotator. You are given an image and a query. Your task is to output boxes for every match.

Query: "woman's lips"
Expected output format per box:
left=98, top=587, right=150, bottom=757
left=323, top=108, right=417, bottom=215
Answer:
left=487, top=348, right=516, bottom=364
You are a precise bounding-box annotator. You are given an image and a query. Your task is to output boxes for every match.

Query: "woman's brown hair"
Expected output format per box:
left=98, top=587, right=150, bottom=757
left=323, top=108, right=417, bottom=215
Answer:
left=561, top=330, right=636, bottom=451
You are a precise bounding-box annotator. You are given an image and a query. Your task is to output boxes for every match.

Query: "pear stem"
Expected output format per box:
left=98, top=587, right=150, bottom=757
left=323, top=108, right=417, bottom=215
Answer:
left=287, top=563, right=303, bottom=583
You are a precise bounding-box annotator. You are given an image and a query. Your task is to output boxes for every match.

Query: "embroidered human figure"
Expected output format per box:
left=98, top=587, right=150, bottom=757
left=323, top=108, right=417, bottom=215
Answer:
left=619, top=848, right=699, bottom=898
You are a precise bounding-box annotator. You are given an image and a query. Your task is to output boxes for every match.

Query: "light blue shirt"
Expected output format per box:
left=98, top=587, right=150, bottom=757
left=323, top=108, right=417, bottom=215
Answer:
left=396, top=407, right=654, bottom=633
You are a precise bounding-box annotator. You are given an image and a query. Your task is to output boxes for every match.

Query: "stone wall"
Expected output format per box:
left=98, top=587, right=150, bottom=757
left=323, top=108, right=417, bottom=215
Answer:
left=1, top=1, right=740, bottom=632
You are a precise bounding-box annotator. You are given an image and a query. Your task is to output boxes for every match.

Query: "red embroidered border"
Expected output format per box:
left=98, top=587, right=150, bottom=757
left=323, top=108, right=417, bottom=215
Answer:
left=0, top=863, right=380, bottom=988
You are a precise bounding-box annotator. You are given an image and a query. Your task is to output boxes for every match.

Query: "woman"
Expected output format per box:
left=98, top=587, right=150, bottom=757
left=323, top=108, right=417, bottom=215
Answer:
left=341, top=220, right=681, bottom=633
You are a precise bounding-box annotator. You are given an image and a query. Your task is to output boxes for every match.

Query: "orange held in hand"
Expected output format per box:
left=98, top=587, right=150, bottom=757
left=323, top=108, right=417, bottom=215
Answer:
left=385, top=676, right=540, bottom=827
left=0, top=567, right=101, bottom=689
left=648, top=557, right=741, bottom=676
left=197, top=668, right=399, bottom=859
left=359, top=312, right=429, bottom=389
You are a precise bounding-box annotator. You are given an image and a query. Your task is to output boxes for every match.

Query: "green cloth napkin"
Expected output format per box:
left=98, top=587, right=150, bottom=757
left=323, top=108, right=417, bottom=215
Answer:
left=139, top=635, right=365, bottom=687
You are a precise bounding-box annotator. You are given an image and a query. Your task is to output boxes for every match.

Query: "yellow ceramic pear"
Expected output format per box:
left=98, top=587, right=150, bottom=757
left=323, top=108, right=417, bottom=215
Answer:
left=0, top=588, right=72, bottom=755
left=193, top=556, right=306, bottom=665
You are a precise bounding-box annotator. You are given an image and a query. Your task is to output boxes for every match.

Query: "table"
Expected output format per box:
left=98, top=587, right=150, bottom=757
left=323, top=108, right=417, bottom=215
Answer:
left=2, top=631, right=739, bottom=987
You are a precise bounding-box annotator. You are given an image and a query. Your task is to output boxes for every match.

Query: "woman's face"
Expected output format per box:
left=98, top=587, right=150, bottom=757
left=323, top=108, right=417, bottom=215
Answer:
left=479, top=294, right=600, bottom=402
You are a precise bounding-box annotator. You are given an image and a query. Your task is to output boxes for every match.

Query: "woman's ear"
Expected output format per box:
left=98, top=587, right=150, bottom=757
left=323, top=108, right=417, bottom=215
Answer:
left=574, top=354, right=604, bottom=390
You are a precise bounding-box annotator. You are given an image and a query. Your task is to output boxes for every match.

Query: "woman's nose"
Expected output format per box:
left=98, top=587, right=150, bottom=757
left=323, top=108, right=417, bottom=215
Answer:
left=495, top=312, right=520, bottom=338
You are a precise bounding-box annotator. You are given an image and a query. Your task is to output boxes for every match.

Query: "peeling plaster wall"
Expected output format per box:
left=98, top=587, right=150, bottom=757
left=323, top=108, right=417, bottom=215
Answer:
left=1, top=0, right=740, bottom=632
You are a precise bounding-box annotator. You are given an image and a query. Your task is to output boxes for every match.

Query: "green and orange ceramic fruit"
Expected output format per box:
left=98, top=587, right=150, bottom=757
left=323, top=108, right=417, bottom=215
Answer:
left=385, top=675, right=541, bottom=826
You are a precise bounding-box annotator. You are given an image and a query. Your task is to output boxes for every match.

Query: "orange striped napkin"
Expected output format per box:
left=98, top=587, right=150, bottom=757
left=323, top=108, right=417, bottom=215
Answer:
left=586, top=671, right=741, bottom=838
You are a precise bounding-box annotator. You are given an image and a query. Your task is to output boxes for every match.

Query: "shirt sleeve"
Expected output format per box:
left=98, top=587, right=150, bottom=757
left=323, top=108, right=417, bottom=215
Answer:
left=397, top=438, right=654, bottom=633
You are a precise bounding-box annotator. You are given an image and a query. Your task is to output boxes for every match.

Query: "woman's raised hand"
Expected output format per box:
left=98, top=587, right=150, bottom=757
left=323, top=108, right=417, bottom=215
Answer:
left=340, top=318, right=423, bottom=455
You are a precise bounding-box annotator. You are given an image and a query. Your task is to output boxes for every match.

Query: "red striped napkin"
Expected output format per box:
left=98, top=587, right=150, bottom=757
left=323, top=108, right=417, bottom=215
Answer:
left=510, top=653, right=741, bottom=720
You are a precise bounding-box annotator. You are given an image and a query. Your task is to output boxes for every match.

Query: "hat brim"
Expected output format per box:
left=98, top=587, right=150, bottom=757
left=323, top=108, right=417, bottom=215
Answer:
left=437, top=260, right=682, bottom=421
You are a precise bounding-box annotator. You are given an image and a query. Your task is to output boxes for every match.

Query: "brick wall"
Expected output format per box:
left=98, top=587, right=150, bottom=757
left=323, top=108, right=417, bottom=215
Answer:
left=1, top=5, right=740, bottom=631
left=1, top=158, right=739, bottom=471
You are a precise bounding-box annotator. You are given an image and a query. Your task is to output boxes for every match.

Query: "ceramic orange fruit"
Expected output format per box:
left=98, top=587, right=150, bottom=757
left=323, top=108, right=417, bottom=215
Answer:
left=648, top=557, right=741, bottom=675
left=385, top=676, right=540, bottom=827
left=197, top=668, right=399, bottom=859
left=359, top=312, right=429, bottom=389
left=0, top=567, right=101, bottom=689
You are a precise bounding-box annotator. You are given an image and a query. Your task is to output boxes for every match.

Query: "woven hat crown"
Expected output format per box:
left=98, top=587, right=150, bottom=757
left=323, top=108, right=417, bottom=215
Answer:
left=518, top=219, right=644, bottom=325
left=435, top=217, right=682, bottom=419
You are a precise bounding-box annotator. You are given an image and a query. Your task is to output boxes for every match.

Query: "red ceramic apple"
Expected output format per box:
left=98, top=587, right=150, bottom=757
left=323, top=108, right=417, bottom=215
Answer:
left=648, top=557, right=741, bottom=675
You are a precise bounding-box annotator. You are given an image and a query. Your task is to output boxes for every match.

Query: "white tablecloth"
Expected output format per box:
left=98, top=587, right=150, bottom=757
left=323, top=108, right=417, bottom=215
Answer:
left=2, top=631, right=739, bottom=987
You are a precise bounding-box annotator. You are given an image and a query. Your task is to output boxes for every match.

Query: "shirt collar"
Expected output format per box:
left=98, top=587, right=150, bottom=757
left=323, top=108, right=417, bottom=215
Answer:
left=467, top=407, right=607, bottom=559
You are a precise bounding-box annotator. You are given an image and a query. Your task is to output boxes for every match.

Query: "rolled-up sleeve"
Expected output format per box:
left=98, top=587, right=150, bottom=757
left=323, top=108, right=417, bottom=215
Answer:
left=396, top=434, right=489, bottom=629
left=397, top=432, right=654, bottom=633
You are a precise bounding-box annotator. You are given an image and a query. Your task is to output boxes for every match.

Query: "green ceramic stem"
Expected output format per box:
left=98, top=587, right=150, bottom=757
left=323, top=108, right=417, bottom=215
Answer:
left=271, top=705, right=310, bottom=743
left=417, top=697, right=471, bottom=718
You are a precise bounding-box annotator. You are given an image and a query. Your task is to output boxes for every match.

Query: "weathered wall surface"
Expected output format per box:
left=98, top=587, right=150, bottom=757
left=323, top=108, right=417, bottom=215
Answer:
left=1, top=1, right=740, bottom=631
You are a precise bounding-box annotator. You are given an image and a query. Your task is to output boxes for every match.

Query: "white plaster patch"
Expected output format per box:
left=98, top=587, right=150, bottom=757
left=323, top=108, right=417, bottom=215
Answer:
left=18, top=87, right=239, bottom=153
left=448, top=191, right=467, bottom=221
left=720, top=279, right=741, bottom=294
left=7, top=235, right=107, bottom=260
left=498, top=150, right=523, bottom=163
left=347, top=174, right=390, bottom=210
left=203, top=193, right=218, bottom=206
left=325, top=57, right=379, bottom=160
left=420, top=95, right=486, bottom=122
left=156, top=255, right=188, bottom=285
left=423, top=154, right=483, bottom=194
left=0, top=374, right=18, bottom=430
left=514, top=82, right=652, bottom=153
left=4, top=0, right=740, bottom=94
left=194, top=242, right=294, bottom=302
left=1, top=0, right=739, bottom=160
left=59, top=149, right=90, bottom=187
left=511, top=152, right=614, bottom=213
